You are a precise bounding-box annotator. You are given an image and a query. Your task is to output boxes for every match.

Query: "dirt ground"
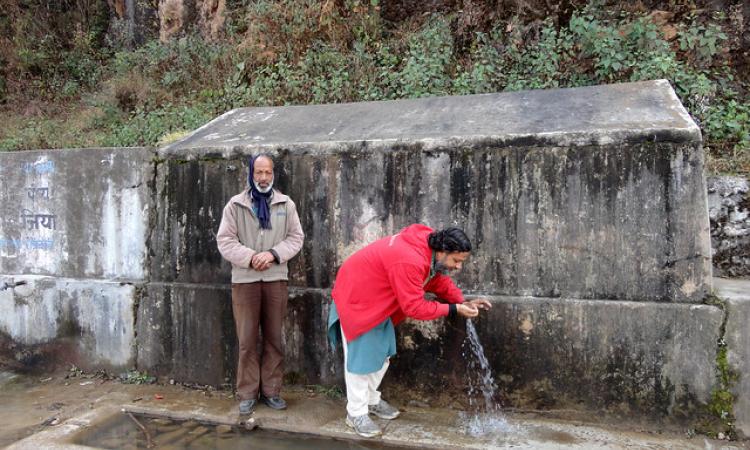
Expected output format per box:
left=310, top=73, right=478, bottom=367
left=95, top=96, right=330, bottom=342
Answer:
left=0, top=369, right=234, bottom=448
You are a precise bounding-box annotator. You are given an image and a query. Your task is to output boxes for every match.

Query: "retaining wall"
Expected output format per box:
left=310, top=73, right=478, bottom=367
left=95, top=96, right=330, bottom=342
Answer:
left=0, top=80, right=740, bottom=428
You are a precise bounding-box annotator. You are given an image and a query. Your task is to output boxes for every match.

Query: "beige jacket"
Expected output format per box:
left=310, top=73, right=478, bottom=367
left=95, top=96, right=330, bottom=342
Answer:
left=217, top=188, right=304, bottom=283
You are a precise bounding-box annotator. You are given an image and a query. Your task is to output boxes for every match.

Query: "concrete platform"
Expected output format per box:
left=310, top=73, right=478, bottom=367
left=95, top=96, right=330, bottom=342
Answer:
left=3, top=372, right=745, bottom=450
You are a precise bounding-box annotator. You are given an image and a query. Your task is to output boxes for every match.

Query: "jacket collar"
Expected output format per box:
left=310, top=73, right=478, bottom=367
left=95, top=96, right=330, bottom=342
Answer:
left=232, top=188, right=289, bottom=209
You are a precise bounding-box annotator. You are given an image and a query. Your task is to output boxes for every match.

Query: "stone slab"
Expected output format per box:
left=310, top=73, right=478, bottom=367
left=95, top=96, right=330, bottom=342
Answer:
left=162, top=79, right=699, bottom=154
left=713, top=277, right=750, bottom=438
left=0, top=275, right=136, bottom=369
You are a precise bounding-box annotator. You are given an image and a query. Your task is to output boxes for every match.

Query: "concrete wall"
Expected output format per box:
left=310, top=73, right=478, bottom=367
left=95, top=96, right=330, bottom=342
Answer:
left=0, top=276, right=136, bottom=369
left=0, top=148, right=152, bottom=279
left=136, top=79, right=720, bottom=420
left=396, top=297, right=722, bottom=414
left=161, top=79, right=712, bottom=303
left=0, top=80, right=736, bottom=426
left=0, top=148, right=152, bottom=369
left=152, top=143, right=710, bottom=302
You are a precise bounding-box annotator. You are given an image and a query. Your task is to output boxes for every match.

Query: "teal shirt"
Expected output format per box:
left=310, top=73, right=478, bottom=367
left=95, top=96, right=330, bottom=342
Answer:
left=327, top=303, right=397, bottom=375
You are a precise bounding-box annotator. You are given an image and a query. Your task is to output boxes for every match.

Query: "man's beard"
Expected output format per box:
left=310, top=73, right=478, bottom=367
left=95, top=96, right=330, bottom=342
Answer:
left=254, top=179, right=273, bottom=193
left=434, top=260, right=451, bottom=275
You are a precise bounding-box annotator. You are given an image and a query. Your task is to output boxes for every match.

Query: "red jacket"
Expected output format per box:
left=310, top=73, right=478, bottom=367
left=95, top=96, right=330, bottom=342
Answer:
left=332, top=224, right=465, bottom=342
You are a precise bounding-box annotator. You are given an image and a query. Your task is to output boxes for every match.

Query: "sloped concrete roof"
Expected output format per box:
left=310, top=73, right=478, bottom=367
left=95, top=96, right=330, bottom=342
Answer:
left=162, top=79, right=700, bottom=157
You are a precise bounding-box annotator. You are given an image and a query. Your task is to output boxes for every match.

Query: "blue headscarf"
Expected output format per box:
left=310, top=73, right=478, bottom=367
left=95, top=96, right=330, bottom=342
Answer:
left=248, top=155, right=273, bottom=229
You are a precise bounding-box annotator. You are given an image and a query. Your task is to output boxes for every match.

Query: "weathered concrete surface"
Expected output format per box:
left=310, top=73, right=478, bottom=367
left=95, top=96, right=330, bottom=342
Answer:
left=135, top=284, right=723, bottom=420
left=159, top=80, right=712, bottom=303
left=0, top=148, right=152, bottom=280
left=713, top=277, right=750, bottom=438
left=391, top=295, right=723, bottom=420
left=708, top=176, right=750, bottom=277
left=0, top=276, right=136, bottom=369
left=282, top=288, right=343, bottom=384
left=164, top=79, right=700, bottom=152
left=0, top=147, right=151, bottom=370
left=136, top=284, right=342, bottom=387
left=151, top=145, right=712, bottom=303
left=136, top=282, right=235, bottom=386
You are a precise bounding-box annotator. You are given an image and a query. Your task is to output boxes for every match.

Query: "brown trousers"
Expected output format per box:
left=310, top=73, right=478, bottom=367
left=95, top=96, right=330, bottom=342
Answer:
left=231, top=280, right=288, bottom=400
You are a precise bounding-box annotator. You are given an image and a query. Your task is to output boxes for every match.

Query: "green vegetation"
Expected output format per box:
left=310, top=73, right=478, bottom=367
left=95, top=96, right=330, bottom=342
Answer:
left=119, top=369, right=157, bottom=385
left=306, top=384, right=344, bottom=399
left=702, top=294, right=739, bottom=439
left=0, top=1, right=748, bottom=172
left=708, top=346, right=737, bottom=435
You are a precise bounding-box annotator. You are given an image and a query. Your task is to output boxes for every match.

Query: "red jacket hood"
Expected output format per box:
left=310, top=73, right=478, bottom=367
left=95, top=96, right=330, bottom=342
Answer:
left=397, top=223, right=433, bottom=263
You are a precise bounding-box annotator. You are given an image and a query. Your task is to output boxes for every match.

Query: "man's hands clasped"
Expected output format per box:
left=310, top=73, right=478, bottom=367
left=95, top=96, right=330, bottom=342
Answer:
left=251, top=251, right=275, bottom=271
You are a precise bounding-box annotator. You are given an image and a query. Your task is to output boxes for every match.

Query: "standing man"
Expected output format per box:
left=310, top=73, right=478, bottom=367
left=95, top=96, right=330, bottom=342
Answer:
left=328, top=224, right=491, bottom=437
left=217, top=154, right=304, bottom=415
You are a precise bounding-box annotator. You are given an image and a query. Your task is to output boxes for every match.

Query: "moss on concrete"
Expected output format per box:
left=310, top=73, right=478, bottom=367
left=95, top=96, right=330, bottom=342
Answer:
left=701, top=294, right=739, bottom=439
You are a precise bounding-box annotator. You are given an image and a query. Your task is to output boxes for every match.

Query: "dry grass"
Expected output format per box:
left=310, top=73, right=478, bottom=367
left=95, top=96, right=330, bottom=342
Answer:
left=0, top=101, right=111, bottom=151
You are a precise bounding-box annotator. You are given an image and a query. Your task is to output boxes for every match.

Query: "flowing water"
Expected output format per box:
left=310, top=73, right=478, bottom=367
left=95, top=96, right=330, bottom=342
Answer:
left=460, top=319, right=518, bottom=437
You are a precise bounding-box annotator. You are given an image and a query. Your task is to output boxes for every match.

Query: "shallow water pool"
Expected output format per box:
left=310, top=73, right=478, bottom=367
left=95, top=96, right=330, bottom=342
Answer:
left=76, top=413, right=411, bottom=450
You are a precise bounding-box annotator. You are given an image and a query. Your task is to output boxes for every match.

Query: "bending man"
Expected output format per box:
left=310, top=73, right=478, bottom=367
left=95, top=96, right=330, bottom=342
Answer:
left=328, top=224, right=491, bottom=437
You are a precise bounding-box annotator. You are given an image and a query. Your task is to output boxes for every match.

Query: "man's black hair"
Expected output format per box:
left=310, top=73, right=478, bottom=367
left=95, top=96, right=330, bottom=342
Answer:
left=427, top=227, right=472, bottom=252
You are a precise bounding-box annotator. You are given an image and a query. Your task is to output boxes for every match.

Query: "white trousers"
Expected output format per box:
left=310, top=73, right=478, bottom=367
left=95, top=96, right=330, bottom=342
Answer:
left=341, top=325, right=390, bottom=417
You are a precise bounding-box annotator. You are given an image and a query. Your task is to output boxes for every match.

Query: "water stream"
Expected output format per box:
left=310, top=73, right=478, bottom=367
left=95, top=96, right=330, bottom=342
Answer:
left=460, top=319, right=517, bottom=437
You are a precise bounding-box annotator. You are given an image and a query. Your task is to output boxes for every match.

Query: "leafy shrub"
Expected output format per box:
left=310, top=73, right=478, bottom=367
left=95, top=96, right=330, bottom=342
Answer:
left=397, top=16, right=455, bottom=98
left=505, top=21, right=575, bottom=91
left=349, top=40, right=401, bottom=101
left=703, top=96, right=750, bottom=171
left=119, top=370, right=156, bottom=385
left=679, top=16, right=728, bottom=66
left=239, top=0, right=380, bottom=65
left=102, top=103, right=213, bottom=147
left=111, top=34, right=234, bottom=95
left=5, top=1, right=109, bottom=101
